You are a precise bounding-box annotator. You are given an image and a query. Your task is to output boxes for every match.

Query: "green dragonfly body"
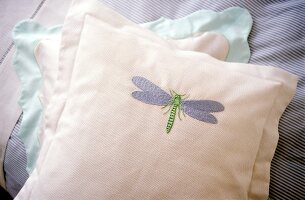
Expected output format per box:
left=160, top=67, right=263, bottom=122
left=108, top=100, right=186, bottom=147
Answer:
left=165, top=93, right=183, bottom=133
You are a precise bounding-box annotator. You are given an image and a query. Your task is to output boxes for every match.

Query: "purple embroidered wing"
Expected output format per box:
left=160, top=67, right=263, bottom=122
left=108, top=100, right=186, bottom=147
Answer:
left=182, top=100, right=224, bottom=124
left=132, top=76, right=171, bottom=106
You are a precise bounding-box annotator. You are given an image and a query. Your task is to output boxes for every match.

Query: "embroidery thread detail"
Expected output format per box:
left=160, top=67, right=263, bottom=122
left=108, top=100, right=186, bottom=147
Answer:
left=131, top=76, right=224, bottom=133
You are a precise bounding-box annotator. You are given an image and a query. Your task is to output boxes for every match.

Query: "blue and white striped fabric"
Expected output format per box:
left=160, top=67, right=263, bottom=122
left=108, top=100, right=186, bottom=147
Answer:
left=4, top=114, right=28, bottom=198
left=4, top=0, right=305, bottom=199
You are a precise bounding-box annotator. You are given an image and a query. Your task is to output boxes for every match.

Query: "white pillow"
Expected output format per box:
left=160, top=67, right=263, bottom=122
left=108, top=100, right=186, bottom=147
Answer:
left=16, top=0, right=297, bottom=199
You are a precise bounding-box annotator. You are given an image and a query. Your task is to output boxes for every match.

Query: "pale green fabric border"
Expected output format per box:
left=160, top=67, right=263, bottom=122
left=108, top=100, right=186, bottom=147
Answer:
left=142, top=7, right=252, bottom=63
left=13, top=20, right=61, bottom=173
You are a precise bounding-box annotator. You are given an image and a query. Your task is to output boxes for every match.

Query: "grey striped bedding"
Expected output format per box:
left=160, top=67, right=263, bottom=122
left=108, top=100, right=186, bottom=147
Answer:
left=3, top=0, right=305, bottom=199
left=3, top=114, right=28, bottom=198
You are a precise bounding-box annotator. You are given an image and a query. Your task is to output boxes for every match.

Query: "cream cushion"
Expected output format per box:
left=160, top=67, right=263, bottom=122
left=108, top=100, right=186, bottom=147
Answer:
left=16, top=0, right=297, bottom=199
left=35, top=17, right=297, bottom=200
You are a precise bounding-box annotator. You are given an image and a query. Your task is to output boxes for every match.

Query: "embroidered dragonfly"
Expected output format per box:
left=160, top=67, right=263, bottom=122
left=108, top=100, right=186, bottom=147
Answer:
left=131, top=76, right=224, bottom=133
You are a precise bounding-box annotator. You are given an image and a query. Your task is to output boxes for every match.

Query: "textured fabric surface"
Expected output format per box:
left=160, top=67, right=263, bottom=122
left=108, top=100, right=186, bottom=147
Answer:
left=97, top=1, right=305, bottom=199
left=0, top=56, right=22, bottom=188
left=168, top=32, right=229, bottom=61
left=12, top=20, right=61, bottom=174
left=15, top=0, right=297, bottom=199
left=142, top=7, right=252, bottom=63
left=4, top=114, right=28, bottom=198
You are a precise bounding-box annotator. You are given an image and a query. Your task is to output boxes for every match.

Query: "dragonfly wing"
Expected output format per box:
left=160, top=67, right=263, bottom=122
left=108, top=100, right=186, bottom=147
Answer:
left=132, top=91, right=171, bottom=106
left=183, top=105, right=218, bottom=124
left=182, top=100, right=224, bottom=113
left=132, top=76, right=170, bottom=97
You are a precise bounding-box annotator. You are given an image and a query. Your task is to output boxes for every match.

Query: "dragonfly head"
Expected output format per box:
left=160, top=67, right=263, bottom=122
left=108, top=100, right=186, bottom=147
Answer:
left=169, top=90, right=185, bottom=104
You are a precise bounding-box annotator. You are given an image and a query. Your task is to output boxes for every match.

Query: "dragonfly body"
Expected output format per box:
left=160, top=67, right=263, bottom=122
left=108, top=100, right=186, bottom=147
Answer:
left=131, top=76, right=224, bottom=133
left=166, top=94, right=182, bottom=133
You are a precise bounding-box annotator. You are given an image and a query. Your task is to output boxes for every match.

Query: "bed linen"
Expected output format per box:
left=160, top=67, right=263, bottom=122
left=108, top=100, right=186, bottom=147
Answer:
left=3, top=114, right=27, bottom=198
left=14, top=0, right=297, bottom=199
left=0, top=56, right=22, bottom=188
left=1, top=0, right=304, bottom=199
